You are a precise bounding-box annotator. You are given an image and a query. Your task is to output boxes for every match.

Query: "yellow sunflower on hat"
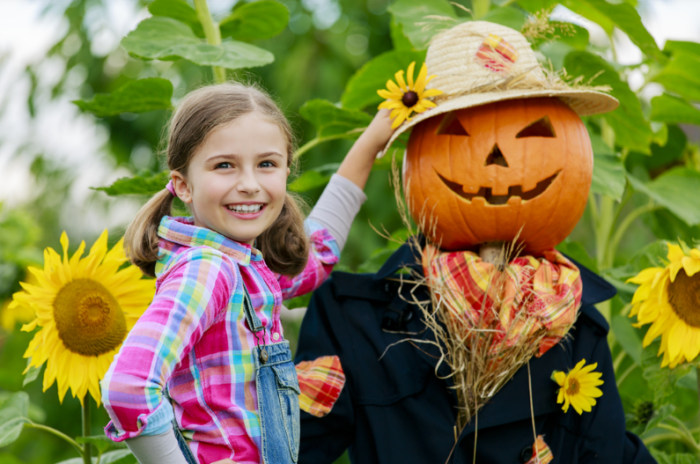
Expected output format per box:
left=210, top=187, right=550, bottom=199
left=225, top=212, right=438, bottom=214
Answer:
left=13, top=230, right=154, bottom=405
left=377, top=61, right=443, bottom=129
left=627, top=242, right=700, bottom=368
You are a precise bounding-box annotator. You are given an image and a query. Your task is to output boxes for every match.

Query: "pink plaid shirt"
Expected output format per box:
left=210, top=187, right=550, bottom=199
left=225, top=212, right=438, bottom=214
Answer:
left=101, top=216, right=339, bottom=463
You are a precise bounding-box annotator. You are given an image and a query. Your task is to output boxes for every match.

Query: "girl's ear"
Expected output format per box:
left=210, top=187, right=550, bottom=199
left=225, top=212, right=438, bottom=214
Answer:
left=286, top=167, right=290, bottom=177
left=171, top=172, right=193, bottom=204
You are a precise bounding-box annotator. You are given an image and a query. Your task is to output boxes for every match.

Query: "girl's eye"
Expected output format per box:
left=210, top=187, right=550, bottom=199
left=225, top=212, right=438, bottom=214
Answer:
left=259, top=160, right=275, bottom=168
left=215, top=162, right=232, bottom=169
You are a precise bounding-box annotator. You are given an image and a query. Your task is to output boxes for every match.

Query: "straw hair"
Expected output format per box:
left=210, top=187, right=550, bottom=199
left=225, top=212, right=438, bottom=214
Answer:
left=380, top=21, right=618, bottom=156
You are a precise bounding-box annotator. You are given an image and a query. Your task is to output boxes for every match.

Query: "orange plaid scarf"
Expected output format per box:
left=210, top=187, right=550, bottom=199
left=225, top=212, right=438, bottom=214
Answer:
left=423, top=246, right=583, bottom=357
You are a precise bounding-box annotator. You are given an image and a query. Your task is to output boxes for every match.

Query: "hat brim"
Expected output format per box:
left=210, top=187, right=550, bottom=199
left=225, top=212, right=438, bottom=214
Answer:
left=379, top=88, right=619, bottom=158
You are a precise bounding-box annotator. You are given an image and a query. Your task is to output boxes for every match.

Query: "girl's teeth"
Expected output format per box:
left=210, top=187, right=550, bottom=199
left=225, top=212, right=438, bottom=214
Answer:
left=229, top=204, right=262, bottom=213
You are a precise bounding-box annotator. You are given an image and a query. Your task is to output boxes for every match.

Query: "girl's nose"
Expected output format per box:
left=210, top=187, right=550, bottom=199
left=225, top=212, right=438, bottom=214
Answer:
left=237, top=170, right=261, bottom=195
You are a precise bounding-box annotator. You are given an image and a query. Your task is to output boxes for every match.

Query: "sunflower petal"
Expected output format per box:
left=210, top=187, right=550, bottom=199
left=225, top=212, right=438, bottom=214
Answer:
left=406, top=62, right=416, bottom=89
left=395, top=70, right=407, bottom=91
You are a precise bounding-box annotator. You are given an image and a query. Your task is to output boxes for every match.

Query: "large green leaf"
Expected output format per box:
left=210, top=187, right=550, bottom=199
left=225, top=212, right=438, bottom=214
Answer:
left=387, top=0, right=458, bottom=50
left=341, top=50, right=427, bottom=110
left=626, top=125, right=687, bottom=173
left=664, top=40, right=700, bottom=57
left=390, top=17, right=414, bottom=51
left=148, top=0, right=204, bottom=37
left=652, top=51, right=700, bottom=102
left=650, top=94, right=700, bottom=126
left=95, top=171, right=170, bottom=196
left=561, top=0, right=663, bottom=61
left=516, top=0, right=557, bottom=11
left=589, top=133, right=625, bottom=200
left=0, top=392, right=29, bottom=447
left=220, top=1, right=289, bottom=41
left=650, top=450, right=699, bottom=464
left=481, top=7, right=527, bottom=31
left=611, top=315, right=642, bottom=365
left=288, top=163, right=339, bottom=193
left=641, top=341, right=691, bottom=403
left=73, top=78, right=173, bottom=117
left=76, top=435, right=127, bottom=454
left=299, top=100, right=372, bottom=140
left=627, top=168, right=700, bottom=226
left=121, top=17, right=273, bottom=70
left=564, top=51, right=651, bottom=153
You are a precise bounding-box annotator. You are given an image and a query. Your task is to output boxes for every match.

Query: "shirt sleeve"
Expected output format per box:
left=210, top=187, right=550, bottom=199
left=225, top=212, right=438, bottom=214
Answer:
left=307, top=174, right=367, bottom=251
left=277, top=219, right=340, bottom=301
left=101, top=248, right=235, bottom=442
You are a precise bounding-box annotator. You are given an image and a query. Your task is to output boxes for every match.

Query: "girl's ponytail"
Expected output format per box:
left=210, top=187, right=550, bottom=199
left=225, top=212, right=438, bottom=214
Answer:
left=124, top=189, right=174, bottom=277
left=258, top=192, right=309, bottom=277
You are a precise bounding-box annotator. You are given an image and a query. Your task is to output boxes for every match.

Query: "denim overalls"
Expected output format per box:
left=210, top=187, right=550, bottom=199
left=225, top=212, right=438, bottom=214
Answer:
left=172, top=286, right=301, bottom=464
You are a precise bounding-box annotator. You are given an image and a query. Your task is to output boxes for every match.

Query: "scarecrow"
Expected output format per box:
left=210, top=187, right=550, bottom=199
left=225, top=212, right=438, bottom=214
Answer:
left=294, top=21, right=656, bottom=464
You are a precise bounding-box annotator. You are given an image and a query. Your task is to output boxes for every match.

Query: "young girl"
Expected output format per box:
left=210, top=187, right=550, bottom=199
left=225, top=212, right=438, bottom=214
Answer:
left=101, top=83, right=393, bottom=464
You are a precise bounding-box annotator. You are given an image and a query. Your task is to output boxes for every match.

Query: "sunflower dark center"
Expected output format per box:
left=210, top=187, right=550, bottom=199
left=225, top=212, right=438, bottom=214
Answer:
left=53, top=279, right=126, bottom=356
left=566, top=378, right=580, bottom=396
left=668, top=269, right=700, bottom=328
left=402, top=91, right=419, bottom=107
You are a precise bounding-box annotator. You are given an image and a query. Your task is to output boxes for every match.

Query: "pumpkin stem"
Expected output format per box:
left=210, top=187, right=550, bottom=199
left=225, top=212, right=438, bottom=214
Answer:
left=479, top=241, right=505, bottom=267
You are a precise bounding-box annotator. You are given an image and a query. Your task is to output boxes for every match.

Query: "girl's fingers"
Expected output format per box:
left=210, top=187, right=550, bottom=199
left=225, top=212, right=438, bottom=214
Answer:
left=212, top=460, right=240, bottom=464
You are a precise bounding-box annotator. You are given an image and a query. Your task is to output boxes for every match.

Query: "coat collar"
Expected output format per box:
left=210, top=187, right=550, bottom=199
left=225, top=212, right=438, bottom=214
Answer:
left=373, top=238, right=617, bottom=309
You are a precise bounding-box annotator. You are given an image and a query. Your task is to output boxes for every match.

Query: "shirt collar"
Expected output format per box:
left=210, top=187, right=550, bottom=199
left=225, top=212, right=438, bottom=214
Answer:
left=158, top=216, right=263, bottom=266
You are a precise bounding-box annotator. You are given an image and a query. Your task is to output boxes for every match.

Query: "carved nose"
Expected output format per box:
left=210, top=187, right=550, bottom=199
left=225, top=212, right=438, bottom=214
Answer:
left=485, top=143, right=509, bottom=167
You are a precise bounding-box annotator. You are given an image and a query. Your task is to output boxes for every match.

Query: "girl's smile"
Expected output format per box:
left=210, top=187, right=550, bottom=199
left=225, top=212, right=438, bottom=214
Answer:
left=225, top=202, right=267, bottom=217
left=171, top=111, right=290, bottom=245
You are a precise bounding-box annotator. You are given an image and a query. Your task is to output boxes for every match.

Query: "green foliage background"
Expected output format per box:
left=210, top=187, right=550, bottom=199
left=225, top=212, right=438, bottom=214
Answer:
left=1, top=0, right=700, bottom=462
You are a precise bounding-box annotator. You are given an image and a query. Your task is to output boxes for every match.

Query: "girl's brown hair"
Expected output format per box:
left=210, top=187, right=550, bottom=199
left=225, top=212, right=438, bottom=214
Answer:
left=124, top=83, right=309, bottom=278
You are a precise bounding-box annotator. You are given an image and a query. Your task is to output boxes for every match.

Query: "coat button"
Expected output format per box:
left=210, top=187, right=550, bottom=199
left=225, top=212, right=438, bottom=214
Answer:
left=272, top=332, right=280, bottom=341
left=520, top=445, right=533, bottom=463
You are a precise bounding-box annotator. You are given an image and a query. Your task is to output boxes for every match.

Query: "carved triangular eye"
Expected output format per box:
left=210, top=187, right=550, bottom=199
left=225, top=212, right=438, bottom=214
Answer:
left=485, top=144, right=508, bottom=167
left=516, top=115, right=556, bottom=138
left=436, top=112, right=469, bottom=136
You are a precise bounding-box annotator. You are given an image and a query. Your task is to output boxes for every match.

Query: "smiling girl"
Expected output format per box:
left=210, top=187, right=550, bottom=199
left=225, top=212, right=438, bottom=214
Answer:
left=100, top=83, right=393, bottom=464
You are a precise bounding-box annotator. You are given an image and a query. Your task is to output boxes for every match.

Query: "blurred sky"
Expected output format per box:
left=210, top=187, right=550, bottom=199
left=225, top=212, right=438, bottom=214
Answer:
left=0, top=0, right=699, bottom=238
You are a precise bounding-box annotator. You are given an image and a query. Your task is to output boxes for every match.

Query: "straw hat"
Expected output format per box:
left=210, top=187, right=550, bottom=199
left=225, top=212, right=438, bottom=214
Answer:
left=380, top=21, right=619, bottom=156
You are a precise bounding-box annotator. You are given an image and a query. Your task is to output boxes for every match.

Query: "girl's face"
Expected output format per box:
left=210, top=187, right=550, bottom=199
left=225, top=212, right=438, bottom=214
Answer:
left=172, top=111, right=290, bottom=245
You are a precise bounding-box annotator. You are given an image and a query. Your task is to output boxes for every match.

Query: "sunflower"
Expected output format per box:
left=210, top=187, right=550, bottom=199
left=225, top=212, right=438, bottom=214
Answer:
left=13, top=230, right=154, bottom=405
left=2, top=272, right=39, bottom=332
left=552, top=359, right=603, bottom=414
left=627, top=243, right=700, bottom=368
left=377, top=61, right=443, bottom=129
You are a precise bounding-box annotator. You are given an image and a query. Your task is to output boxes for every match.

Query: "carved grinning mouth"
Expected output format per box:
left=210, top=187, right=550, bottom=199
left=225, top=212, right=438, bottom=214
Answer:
left=435, top=168, right=561, bottom=205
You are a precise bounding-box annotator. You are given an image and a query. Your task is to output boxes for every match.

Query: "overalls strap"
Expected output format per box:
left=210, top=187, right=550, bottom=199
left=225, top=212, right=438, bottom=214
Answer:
left=242, top=283, right=264, bottom=334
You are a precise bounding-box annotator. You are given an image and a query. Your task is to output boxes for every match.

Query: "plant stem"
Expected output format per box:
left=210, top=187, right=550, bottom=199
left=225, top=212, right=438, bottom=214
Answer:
left=83, top=400, right=91, bottom=464
left=293, top=130, right=366, bottom=159
left=595, top=196, right=615, bottom=271
left=613, top=350, right=626, bottom=372
left=24, top=421, right=84, bottom=455
left=658, top=423, right=700, bottom=451
left=616, top=362, right=636, bottom=388
left=193, top=0, right=226, bottom=83
left=606, top=203, right=659, bottom=269
left=471, top=0, right=491, bottom=19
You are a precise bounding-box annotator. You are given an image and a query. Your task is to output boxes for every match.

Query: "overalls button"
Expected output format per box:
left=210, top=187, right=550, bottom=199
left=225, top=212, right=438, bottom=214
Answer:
left=272, top=332, right=280, bottom=341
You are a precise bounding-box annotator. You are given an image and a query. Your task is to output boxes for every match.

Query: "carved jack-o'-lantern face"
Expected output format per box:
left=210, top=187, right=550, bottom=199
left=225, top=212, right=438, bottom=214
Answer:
left=404, top=97, right=592, bottom=253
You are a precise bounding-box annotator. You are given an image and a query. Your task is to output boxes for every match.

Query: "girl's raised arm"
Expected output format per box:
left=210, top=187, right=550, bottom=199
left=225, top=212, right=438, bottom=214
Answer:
left=277, top=110, right=395, bottom=300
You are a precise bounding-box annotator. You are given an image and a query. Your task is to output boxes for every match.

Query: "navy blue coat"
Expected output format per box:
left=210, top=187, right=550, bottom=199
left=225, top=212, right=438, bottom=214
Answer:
left=295, top=242, right=656, bottom=464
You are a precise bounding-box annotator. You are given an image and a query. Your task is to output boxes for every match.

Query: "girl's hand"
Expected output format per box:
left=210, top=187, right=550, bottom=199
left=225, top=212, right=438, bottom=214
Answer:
left=335, top=109, right=397, bottom=190
left=360, top=109, right=395, bottom=154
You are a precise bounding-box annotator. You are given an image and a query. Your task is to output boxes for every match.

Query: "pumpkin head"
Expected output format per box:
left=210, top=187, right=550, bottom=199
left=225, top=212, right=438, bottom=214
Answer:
left=404, top=97, right=592, bottom=254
